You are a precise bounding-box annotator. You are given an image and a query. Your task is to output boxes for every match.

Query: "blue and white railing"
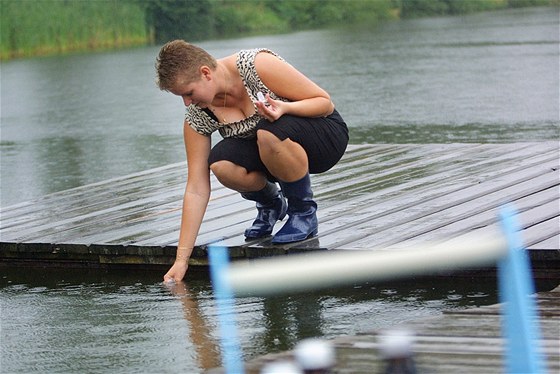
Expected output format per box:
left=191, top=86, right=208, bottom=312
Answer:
left=209, top=204, right=546, bottom=374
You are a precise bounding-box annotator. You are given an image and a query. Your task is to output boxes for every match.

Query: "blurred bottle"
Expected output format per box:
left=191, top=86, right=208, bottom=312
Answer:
left=378, top=329, right=417, bottom=374
left=260, top=360, right=302, bottom=374
left=293, top=338, right=336, bottom=374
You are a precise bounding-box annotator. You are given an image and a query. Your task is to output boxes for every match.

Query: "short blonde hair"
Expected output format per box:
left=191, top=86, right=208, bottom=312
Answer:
left=155, top=40, right=217, bottom=91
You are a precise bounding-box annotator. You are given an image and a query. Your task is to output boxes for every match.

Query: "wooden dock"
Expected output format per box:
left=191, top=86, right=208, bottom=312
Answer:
left=1, top=142, right=558, bottom=278
left=222, top=285, right=560, bottom=374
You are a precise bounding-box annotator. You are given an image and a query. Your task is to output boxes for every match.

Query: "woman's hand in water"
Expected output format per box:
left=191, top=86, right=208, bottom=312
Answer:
left=163, top=260, right=188, bottom=283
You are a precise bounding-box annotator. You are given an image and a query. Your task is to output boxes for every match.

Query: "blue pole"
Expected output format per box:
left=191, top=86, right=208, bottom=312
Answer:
left=208, top=246, right=245, bottom=374
left=498, top=204, right=546, bottom=373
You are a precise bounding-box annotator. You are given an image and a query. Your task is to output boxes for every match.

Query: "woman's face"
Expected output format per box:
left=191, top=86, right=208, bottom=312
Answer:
left=170, top=69, right=215, bottom=108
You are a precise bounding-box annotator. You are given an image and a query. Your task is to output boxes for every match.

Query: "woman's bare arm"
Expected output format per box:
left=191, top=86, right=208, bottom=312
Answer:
left=254, top=52, right=334, bottom=120
left=163, top=123, right=211, bottom=282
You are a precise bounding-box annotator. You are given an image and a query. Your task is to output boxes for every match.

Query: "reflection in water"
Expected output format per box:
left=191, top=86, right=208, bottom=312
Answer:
left=1, top=267, right=558, bottom=372
left=164, top=281, right=221, bottom=370
left=261, top=294, right=324, bottom=352
left=0, top=48, right=186, bottom=206
left=0, top=269, right=512, bottom=373
left=350, top=122, right=560, bottom=144
left=36, top=136, right=88, bottom=191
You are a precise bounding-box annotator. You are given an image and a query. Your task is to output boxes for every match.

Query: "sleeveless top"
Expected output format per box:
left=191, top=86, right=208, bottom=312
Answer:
left=185, top=48, right=288, bottom=139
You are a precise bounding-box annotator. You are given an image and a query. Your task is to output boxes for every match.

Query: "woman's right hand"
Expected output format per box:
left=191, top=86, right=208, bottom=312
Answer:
left=256, top=93, right=285, bottom=122
left=163, top=260, right=189, bottom=283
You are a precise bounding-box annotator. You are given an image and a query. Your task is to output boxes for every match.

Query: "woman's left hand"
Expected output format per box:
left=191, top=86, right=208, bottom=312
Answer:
left=256, top=93, right=284, bottom=122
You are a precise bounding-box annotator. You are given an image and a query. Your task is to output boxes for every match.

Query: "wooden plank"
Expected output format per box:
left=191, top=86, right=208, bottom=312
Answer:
left=314, top=161, right=558, bottom=249
left=316, top=148, right=556, bottom=225
left=203, top=145, right=558, bottom=250
left=529, top=235, right=560, bottom=251
left=0, top=162, right=186, bottom=222
left=220, top=287, right=560, bottom=374
left=1, top=143, right=558, bottom=276
left=386, top=187, right=559, bottom=250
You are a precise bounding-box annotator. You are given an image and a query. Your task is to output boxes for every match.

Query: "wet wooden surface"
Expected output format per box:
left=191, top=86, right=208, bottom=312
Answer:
left=232, top=285, right=560, bottom=374
left=1, top=142, right=559, bottom=277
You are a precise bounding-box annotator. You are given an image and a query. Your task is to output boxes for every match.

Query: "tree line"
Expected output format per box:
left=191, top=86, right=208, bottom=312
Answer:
left=1, top=0, right=556, bottom=60
left=143, top=0, right=558, bottom=43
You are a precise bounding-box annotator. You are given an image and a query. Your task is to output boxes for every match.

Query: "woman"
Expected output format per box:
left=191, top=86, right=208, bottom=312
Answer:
left=156, top=40, right=348, bottom=282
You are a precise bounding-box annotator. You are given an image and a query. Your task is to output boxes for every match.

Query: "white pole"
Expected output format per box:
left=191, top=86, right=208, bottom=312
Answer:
left=226, top=233, right=508, bottom=297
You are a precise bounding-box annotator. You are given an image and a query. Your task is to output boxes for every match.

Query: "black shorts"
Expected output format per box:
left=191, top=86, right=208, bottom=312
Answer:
left=208, top=109, right=348, bottom=179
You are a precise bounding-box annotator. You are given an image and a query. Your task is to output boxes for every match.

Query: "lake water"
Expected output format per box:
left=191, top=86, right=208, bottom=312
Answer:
left=1, top=6, right=558, bottom=373
left=1, top=268, right=504, bottom=373
left=1, top=7, right=558, bottom=207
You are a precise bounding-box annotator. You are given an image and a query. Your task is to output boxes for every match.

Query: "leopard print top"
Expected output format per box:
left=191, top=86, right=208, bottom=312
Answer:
left=185, top=48, right=287, bottom=139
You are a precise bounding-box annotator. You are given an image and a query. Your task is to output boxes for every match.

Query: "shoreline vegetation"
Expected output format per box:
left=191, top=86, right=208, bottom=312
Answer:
left=1, top=0, right=557, bottom=61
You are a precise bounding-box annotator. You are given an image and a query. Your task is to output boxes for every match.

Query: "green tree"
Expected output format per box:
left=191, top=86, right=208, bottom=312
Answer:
left=144, top=0, right=215, bottom=43
left=401, top=0, right=450, bottom=17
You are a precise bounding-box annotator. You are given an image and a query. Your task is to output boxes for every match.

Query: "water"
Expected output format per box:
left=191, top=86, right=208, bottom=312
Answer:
left=1, top=268, right=501, bottom=373
left=1, top=7, right=558, bottom=207
left=1, top=7, right=558, bottom=372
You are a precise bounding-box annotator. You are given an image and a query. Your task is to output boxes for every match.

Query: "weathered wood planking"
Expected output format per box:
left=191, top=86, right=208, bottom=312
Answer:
left=217, top=286, right=560, bottom=374
left=1, top=143, right=558, bottom=275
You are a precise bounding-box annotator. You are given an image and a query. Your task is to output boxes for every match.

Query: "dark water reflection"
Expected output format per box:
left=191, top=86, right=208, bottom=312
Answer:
left=1, top=268, right=516, bottom=372
left=349, top=121, right=560, bottom=144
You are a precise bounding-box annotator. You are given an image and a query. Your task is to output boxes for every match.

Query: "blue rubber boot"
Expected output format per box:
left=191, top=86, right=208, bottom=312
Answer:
left=272, top=173, right=318, bottom=244
left=242, top=181, right=287, bottom=239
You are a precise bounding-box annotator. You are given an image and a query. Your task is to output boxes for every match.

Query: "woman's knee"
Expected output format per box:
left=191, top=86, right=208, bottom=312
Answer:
left=209, top=160, right=238, bottom=186
left=209, top=160, right=265, bottom=191
left=209, top=160, right=230, bottom=176
left=256, top=129, right=282, bottom=154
